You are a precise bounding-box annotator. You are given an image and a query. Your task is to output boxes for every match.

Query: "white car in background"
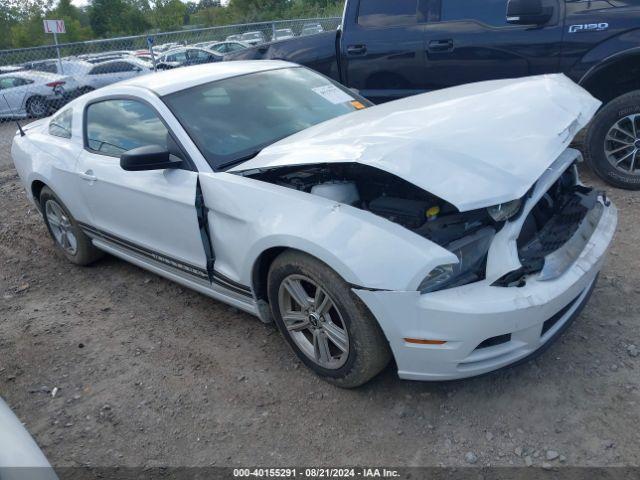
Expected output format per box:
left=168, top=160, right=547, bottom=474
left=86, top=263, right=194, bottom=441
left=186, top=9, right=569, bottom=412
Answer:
left=25, top=58, right=152, bottom=94
left=78, top=58, right=153, bottom=92
left=11, top=61, right=617, bottom=387
left=273, top=28, right=295, bottom=41
left=193, top=41, right=250, bottom=55
left=240, top=31, right=267, bottom=45
left=0, top=71, right=79, bottom=118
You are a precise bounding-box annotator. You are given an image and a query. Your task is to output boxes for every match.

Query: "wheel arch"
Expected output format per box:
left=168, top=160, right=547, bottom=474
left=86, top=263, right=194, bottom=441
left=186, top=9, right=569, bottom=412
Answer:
left=31, top=179, right=47, bottom=204
left=580, top=49, right=640, bottom=104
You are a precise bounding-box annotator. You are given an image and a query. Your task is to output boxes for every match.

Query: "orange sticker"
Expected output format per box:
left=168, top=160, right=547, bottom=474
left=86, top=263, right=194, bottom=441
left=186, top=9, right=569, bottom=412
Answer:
left=351, top=100, right=366, bottom=110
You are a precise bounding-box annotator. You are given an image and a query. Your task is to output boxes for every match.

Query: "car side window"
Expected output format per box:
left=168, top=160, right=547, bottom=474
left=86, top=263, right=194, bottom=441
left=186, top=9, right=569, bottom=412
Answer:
left=49, top=109, right=73, bottom=139
left=86, top=99, right=168, bottom=157
left=357, top=0, right=419, bottom=27
left=0, top=77, right=17, bottom=90
left=440, top=0, right=509, bottom=26
left=88, top=64, right=109, bottom=75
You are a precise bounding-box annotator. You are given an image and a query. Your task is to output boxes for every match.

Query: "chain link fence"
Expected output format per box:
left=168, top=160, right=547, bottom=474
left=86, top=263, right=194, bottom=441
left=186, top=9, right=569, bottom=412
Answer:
left=0, top=17, right=340, bottom=118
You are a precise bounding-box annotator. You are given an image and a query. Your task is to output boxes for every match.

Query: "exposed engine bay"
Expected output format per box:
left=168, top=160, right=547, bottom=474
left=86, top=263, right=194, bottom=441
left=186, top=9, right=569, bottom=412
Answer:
left=243, top=163, right=497, bottom=246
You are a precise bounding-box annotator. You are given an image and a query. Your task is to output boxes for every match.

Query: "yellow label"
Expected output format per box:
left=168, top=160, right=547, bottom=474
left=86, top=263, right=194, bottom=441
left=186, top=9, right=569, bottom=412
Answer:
left=351, top=100, right=366, bottom=110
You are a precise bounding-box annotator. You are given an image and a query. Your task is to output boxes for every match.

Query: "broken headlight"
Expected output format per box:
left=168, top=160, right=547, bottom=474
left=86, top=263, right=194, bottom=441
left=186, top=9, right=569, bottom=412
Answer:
left=487, top=199, right=522, bottom=222
left=419, top=227, right=495, bottom=294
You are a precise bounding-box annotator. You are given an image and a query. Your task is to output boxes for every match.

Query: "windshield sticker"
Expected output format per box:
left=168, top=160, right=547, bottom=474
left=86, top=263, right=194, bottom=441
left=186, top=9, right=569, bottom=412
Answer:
left=312, top=85, right=354, bottom=105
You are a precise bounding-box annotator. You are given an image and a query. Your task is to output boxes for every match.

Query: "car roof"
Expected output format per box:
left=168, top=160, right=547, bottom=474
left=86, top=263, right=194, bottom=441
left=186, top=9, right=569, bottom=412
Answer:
left=119, top=60, right=295, bottom=96
left=1, top=70, right=63, bottom=81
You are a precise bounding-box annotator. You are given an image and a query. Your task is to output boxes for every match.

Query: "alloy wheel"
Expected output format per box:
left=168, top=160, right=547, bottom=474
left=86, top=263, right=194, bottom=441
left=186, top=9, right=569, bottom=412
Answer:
left=604, top=113, right=640, bottom=175
left=28, top=98, right=47, bottom=117
left=277, top=274, right=349, bottom=369
left=45, top=200, right=78, bottom=255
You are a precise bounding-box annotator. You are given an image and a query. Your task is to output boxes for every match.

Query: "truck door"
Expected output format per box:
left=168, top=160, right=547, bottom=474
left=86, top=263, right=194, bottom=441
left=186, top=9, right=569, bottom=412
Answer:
left=422, top=0, right=563, bottom=91
left=340, top=0, right=430, bottom=103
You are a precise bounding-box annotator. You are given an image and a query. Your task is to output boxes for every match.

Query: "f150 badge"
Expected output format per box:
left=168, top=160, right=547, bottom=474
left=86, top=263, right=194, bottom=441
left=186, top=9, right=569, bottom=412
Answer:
left=569, top=23, right=609, bottom=33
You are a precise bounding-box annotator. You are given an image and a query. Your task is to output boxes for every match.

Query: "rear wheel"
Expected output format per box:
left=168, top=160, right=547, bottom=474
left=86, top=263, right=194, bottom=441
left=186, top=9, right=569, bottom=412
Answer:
left=40, top=186, right=104, bottom=265
left=267, top=250, right=391, bottom=388
left=584, top=90, right=640, bottom=190
left=26, top=96, right=48, bottom=117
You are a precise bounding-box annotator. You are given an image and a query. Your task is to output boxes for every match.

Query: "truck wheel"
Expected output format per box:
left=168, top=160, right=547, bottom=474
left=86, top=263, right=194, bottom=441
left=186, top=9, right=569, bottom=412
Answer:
left=267, top=250, right=391, bottom=388
left=584, top=90, right=640, bottom=190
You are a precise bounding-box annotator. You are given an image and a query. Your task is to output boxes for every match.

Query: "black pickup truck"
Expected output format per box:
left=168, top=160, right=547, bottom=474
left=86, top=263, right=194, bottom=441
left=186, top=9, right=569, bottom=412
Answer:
left=226, top=0, right=640, bottom=189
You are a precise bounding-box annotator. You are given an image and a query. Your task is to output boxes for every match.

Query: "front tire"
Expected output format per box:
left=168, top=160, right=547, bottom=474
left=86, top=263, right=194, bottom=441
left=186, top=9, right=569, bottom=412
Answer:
left=584, top=90, right=640, bottom=190
left=40, top=186, right=104, bottom=266
left=268, top=250, right=391, bottom=388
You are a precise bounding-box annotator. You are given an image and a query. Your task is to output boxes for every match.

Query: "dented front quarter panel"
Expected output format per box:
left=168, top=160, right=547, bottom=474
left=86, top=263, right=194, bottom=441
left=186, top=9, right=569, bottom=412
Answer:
left=197, top=172, right=457, bottom=291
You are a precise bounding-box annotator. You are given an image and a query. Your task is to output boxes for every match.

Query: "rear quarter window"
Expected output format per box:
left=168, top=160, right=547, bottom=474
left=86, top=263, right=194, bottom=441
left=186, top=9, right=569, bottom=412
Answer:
left=49, top=109, right=73, bottom=139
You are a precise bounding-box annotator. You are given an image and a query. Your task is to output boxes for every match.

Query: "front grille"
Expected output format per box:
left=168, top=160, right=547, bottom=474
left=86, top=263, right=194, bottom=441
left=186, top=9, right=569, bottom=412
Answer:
left=518, top=191, right=590, bottom=271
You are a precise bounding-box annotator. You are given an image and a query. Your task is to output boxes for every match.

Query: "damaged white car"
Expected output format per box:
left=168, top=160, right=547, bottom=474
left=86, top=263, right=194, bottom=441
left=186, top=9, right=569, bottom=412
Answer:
left=12, top=61, right=617, bottom=387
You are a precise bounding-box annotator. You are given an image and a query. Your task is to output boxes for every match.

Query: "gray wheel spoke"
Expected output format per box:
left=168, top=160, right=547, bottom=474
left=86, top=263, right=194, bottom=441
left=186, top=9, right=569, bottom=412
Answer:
left=313, top=330, right=332, bottom=365
left=607, top=144, right=634, bottom=156
left=283, top=279, right=311, bottom=310
left=613, top=125, right=635, bottom=140
left=615, top=149, right=636, bottom=167
left=314, top=288, right=331, bottom=316
left=629, top=150, right=639, bottom=173
left=322, top=320, right=348, bottom=353
left=283, top=311, right=311, bottom=332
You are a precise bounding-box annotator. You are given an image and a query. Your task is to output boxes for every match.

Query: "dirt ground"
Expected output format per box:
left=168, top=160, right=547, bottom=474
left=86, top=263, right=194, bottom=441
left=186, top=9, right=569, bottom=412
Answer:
left=1, top=119, right=639, bottom=469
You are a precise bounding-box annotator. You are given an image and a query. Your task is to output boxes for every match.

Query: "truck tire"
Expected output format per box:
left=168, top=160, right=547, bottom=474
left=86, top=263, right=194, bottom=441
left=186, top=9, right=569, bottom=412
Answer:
left=268, top=250, right=391, bottom=388
left=584, top=90, right=640, bottom=190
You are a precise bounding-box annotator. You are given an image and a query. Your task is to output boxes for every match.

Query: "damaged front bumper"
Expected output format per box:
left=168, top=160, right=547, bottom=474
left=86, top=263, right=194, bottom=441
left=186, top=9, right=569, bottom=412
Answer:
left=354, top=151, right=618, bottom=381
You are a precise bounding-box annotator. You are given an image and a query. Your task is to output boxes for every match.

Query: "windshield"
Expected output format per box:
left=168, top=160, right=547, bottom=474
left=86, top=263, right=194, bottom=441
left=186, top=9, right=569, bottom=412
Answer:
left=163, top=67, right=369, bottom=170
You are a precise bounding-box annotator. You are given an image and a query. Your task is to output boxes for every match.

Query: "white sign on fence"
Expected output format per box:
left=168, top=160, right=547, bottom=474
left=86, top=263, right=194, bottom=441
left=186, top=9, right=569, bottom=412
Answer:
left=43, top=20, right=66, bottom=34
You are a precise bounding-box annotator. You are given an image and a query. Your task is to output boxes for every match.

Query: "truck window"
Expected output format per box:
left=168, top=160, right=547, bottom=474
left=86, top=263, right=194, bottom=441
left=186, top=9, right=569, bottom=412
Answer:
left=440, top=0, right=508, bottom=27
left=357, top=0, right=419, bottom=28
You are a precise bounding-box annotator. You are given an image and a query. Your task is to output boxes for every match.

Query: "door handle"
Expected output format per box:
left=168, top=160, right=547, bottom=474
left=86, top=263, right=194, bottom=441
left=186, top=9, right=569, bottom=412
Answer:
left=79, top=171, right=97, bottom=182
left=428, top=39, right=454, bottom=52
left=347, top=45, right=367, bottom=56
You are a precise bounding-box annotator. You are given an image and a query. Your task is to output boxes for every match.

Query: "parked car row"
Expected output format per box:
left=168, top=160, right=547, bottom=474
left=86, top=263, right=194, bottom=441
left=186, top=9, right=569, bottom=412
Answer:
left=224, top=23, right=325, bottom=46
left=0, top=39, right=251, bottom=119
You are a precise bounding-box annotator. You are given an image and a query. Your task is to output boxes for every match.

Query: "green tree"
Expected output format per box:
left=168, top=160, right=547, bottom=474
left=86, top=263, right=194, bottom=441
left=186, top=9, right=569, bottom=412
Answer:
left=89, top=0, right=151, bottom=37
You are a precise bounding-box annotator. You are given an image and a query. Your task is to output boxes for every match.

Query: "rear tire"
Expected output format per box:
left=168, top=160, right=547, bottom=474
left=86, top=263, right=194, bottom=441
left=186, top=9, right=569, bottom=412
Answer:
left=584, top=90, right=640, bottom=190
left=39, top=186, right=104, bottom=266
left=267, top=250, right=391, bottom=388
left=26, top=96, right=48, bottom=118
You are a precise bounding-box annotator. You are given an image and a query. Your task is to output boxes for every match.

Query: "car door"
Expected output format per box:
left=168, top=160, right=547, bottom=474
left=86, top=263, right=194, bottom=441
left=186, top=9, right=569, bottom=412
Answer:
left=340, top=0, right=432, bottom=103
left=76, top=97, right=208, bottom=279
left=0, top=77, right=31, bottom=115
left=422, top=0, right=563, bottom=90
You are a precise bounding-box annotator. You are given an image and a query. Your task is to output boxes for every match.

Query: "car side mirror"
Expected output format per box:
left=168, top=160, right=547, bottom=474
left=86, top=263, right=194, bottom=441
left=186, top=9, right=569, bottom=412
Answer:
left=120, top=145, right=182, bottom=171
left=506, top=0, right=553, bottom=25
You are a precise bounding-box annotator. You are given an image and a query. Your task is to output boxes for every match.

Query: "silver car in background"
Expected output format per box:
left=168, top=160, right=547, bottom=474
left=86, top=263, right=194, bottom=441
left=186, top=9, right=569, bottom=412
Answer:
left=0, top=71, right=79, bottom=118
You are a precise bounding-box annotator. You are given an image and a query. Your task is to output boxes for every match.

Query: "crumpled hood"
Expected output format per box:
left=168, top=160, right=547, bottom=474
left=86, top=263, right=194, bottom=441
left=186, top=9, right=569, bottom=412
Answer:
left=232, top=74, right=601, bottom=211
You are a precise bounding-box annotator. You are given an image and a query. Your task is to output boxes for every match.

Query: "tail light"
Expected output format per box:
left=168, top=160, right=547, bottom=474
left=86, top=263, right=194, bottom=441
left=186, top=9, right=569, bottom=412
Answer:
left=46, top=81, right=66, bottom=88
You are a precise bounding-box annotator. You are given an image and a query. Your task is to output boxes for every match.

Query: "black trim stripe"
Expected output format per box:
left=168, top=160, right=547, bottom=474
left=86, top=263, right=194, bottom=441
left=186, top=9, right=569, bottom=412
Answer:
left=79, top=222, right=252, bottom=298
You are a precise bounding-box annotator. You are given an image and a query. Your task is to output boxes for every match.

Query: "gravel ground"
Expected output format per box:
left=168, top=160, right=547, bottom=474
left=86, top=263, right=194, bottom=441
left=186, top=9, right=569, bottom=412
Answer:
left=1, top=119, right=639, bottom=469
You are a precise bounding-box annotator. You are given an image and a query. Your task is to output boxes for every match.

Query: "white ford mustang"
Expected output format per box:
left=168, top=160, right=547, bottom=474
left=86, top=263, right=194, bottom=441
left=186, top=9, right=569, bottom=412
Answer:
left=11, top=61, right=617, bottom=387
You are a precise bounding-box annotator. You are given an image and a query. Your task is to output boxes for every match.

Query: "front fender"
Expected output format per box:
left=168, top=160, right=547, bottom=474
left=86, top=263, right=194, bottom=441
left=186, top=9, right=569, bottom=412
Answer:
left=572, top=29, right=640, bottom=85
left=198, top=172, right=456, bottom=292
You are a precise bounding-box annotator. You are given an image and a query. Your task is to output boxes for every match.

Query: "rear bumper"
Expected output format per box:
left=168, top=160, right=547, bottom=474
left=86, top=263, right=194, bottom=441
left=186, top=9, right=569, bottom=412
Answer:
left=354, top=198, right=617, bottom=381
